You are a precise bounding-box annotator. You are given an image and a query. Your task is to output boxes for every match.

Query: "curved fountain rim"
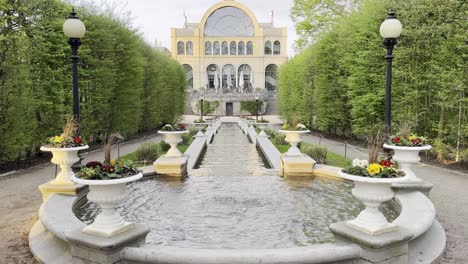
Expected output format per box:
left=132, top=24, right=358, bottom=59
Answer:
left=383, top=144, right=432, bottom=151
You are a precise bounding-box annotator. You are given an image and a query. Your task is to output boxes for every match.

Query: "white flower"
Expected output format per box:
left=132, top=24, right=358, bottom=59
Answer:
left=352, top=159, right=368, bottom=168
left=296, top=124, right=306, bottom=129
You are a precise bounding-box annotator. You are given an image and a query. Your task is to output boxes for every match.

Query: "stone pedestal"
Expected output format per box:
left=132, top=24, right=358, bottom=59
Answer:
left=66, top=224, right=149, bottom=264
left=280, top=155, right=315, bottom=179
left=330, top=222, right=413, bottom=263
left=392, top=181, right=433, bottom=197
left=154, top=155, right=189, bottom=178
left=39, top=181, right=87, bottom=201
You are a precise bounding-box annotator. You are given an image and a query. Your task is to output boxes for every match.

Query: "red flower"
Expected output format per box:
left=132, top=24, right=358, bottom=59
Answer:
left=100, top=165, right=115, bottom=173
left=411, top=138, right=422, bottom=145
left=86, top=161, right=102, bottom=169
left=73, top=136, right=83, bottom=144
left=379, top=159, right=394, bottom=167
left=179, top=124, right=186, bottom=130
left=392, top=137, right=401, bottom=143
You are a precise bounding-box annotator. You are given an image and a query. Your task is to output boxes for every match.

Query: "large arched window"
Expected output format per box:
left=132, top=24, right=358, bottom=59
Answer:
left=177, top=41, right=185, bottom=55
left=205, top=41, right=212, bottom=55
left=221, top=41, right=229, bottom=55
left=213, top=41, right=220, bottom=55
left=264, top=41, right=272, bottom=55
left=186, top=41, right=193, bottom=55
left=273, top=41, right=280, bottom=55
left=204, top=7, right=254, bottom=37
left=230, top=41, right=237, bottom=55
left=246, top=41, right=253, bottom=55
left=237, top=64, right=252, bottom=89
left=265, top=64, right=278, bottom=91
left=238, top=41, right=245, bottom=55
left=183, top=64, right=193, bottom=90
left=222, top=64, right=236, bottom=88
left=207, top=64, right=220, bottom=89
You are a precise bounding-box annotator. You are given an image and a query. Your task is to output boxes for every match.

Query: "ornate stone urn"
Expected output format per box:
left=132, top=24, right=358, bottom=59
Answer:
left=192, top=122, right=209, bottom=137
left=337, top=170, right=408, bottom=235
left=71, top=172, right=143, bottom=237
left=383, top=144, right=431, bottom=182
left=278, top=130, right=310, bottom=156
left=255, top=122, right=269, bottom=137
left=40, top=145, right=89, bottom=185
left=158, top=131, right=188, bottom=157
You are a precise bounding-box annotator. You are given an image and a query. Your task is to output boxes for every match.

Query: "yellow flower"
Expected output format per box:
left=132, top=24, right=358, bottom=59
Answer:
left=282, top=124, right=288, bottom=129
left=367, top=163, right=383, bottom=175
left=110, top=159, right=116, bottom=165
left=52, top=136, right=65, bottom=144
left=409, top=135, right=416, bottom=141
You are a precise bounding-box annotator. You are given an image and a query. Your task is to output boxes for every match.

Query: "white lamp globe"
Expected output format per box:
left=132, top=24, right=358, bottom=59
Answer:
left=380, top=18, right=402, bottom=39
left=63, top=17, right=86, bottom=38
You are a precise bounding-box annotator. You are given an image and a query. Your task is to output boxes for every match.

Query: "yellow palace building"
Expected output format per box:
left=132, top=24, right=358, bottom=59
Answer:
left=171, top=0, right=287, bottom=116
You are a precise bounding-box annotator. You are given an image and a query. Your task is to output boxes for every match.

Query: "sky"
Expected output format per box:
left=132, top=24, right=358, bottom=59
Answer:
left=90, top=0, right=298, bottom=56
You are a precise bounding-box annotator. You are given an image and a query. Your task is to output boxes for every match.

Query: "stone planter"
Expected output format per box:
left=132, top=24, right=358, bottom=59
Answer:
left=71, top=172, right=143, bottom=237
left=193, top=122, right=209, bottom=137
left=255, top=122, right=269, bottom=137
left=337, top=170, right=408, bottom=235
left=158, top=130, right=188, bottom=157
left=40, top=145, right=89, bottom=186
left=278, top=130, right=310, bottom=156
left=383, top=144, right=432, bottom=182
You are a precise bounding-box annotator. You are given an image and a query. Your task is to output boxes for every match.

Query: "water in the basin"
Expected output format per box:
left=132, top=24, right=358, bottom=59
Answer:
left=75, top=123, right=400, bottom=249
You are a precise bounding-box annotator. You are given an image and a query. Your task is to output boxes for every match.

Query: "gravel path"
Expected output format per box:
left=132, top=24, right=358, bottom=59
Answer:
left=0, top=134, right=161, bottom=263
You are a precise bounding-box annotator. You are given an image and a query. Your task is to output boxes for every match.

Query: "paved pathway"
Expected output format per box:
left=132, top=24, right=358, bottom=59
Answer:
left=0, top=134, right=161, bottom=263
left=303, top=134, right=468, bottom=264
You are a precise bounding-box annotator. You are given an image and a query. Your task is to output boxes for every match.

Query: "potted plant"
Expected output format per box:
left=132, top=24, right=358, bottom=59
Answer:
left=383, top=123, right=431, bottom=182
left=71, top=133, right=142, bottom=237
left=192, top=119, right=209, bottom=136
left=158, top=124, right=188, bottom=157
left=338, top=126, right=408, bottom=235
left=278, top=117, right=310, bottom=156
left=255, top=117, right=269, bottom=137
left=40, top=117, right=88, bottom=185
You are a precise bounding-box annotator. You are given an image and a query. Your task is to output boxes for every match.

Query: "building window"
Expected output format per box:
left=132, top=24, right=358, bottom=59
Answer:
left=264, top=41, right=272, bottom=55
left=238, top=64, right=252, bottom=91
left=186, top=41, right=193, bottom=55
left=183, top=64, right=193, bottom=90
left=230, top=41, right=237, bottom=55
left=246, top=41, right=253, bottom=55
left=273, top=41, right=280, bottom=55
left=222, top=64, right=236, bottom=88
left=213, top=41, right=220, bottom=55
left=177, top=41, right=185, bottom=55
left=207, top=64, right=220, bottom=89
left=265, top=64, right=278, bottom=91
left=205, top=41, right=212, bottom=55
left=222, top=41, right=229, bottom=55
left=238, top=41, right=245, bottom=55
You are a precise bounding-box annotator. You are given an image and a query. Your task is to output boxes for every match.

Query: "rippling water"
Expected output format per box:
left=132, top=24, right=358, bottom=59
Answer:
left=75, top=123, right=399, bottom=249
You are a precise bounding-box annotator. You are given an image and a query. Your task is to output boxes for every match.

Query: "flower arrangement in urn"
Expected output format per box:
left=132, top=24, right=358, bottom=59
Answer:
left=76, top=133, right=139, bottom=180
left=386, top=123, right=427, bottom=147
left=161, top=124, right=186, bottom=131
left=46, top=116, right=86, bottom=148
left=281, top=116, right=308, bottom=131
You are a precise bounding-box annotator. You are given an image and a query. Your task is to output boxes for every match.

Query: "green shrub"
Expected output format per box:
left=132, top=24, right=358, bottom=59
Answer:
left=462, top=149, right=468, bottom=164
left=135, top=143, right=160, bottom=165
left=274, top=133, right=287, bottom=145
left=159, top=141, right=171, bottom=152
left=182, top=133, right=193, bottom=145
left=189, top=127, right=199, bottom=136
left=301, top=145, right=328, bottom=164
left=264, top=128, right=277, bottom=138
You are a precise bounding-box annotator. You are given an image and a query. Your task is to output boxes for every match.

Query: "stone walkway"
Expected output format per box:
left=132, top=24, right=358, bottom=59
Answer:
left=302, top=135, right=468, bottom=264
left=0, top=127, right=466, bottom=263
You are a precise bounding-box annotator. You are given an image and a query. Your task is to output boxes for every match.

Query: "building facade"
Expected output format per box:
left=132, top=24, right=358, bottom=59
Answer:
left=171, top=0, right=287, bottom=115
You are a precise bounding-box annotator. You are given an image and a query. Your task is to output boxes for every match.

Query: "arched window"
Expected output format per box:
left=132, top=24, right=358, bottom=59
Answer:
left=207, top=64, right=220, bottom=89
left=265, top=64, right=278, bottom=91
left=238, top=41, right=245, bottom=55
left=222, top=41, right=229, bottom=55
left=246, top=41, right=253, bottom=55
left=273, top=41, right=280, bottom=55
left=186, top=41, right=193, bottom=55
left=183, top=64, right=193, bottom=90
left=205, top=41, right=212, bottom=55
left=230, top=41, right=237, bottom=55
left=222, top=64, right=236, bottom=88
left=237, top=64, right=252, bottom=90
left=213, top=41, right=220, bottom=55
left=177, top=41, right=185, bottom=55
left=264, top=41, right=272, bottom=55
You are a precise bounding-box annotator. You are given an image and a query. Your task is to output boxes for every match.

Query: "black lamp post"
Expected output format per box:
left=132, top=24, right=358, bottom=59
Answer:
left=63, top=8, right=86, bottom=132
left=200, top=95, right=204, bottom=122
left=380, top=10, right=402, bottom=134
left=255, top=94, right=259, bottom=121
